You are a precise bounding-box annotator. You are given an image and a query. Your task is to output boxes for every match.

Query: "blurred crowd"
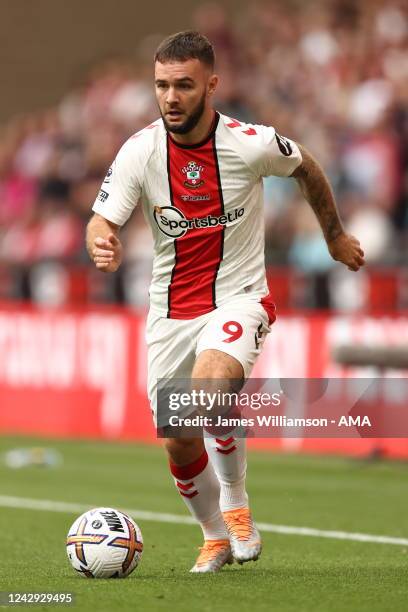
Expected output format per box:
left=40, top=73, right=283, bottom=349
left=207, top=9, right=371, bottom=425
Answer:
left=0, top=0, right=407, bottom=310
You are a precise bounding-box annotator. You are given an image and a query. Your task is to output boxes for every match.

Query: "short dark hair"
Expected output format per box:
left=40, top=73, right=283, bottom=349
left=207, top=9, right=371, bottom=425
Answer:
left=154, top=30, right=215, bottom=70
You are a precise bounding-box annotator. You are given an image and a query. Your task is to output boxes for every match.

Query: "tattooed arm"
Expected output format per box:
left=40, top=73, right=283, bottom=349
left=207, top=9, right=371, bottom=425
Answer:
left=291, top=144, right=365, bottom=271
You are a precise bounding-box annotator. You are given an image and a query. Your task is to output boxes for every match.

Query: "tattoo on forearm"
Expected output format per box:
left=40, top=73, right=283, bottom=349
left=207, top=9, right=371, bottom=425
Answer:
left=292, top=145, right=344, bottom=242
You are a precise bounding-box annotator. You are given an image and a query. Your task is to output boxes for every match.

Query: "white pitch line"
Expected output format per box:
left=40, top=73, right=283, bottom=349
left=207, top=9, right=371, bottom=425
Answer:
left=1, top=495, right=407, bottom=547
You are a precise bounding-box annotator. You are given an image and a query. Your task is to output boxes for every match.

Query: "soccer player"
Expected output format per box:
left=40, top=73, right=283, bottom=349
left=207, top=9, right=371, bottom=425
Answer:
left=86, top=31, right=365, bottom=572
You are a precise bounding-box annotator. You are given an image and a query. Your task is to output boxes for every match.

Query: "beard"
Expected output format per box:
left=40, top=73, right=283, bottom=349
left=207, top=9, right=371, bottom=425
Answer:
left=161, top=94, right=206, bottom=135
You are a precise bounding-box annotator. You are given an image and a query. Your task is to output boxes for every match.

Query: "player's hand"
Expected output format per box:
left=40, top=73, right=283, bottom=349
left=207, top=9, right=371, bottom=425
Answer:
left=327, top=232, right=365, bottom=271
left=92, top=233, right=123, bottom=273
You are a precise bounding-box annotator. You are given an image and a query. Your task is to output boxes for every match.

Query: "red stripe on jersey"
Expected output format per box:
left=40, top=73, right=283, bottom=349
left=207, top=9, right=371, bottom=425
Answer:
left=166, top=116, right=224, bottom=319
left=226, top=118, right=241, bottom=128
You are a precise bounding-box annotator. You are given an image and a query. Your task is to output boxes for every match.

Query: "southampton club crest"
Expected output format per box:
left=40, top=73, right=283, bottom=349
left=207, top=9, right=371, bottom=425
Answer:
left=182, top=161, right=205, bottom=189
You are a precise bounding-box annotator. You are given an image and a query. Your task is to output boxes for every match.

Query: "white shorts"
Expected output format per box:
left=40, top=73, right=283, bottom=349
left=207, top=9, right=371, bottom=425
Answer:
left=145, top=296, right=275, bottom=422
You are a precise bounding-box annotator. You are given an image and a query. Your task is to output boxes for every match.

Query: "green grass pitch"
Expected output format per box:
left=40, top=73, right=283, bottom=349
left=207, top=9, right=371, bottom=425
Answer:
left=0, top=435, right=407, bottom=611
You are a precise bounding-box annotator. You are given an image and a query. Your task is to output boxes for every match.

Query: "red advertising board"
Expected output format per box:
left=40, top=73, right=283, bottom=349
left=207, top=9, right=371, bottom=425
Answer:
left=0, top=304, right=407, bottom=458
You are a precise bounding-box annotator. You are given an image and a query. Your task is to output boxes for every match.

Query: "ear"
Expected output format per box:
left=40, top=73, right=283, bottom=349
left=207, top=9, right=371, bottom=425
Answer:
left=208, top=74, right=219, bottom=96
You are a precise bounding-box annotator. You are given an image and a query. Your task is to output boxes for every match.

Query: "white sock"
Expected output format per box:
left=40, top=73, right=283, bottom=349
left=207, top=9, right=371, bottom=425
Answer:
left=169, top=450, right=229, bottom=540
left=204, top=433, right=249, bottom=512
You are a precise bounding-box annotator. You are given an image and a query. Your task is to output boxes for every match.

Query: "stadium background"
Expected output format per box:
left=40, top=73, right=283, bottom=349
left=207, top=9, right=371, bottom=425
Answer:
left=0, top=0, right=407, bottom=454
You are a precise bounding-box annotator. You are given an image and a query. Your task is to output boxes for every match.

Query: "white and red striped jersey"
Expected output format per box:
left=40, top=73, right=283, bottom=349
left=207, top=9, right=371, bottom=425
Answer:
left=92, top=112, right=302, bottom=319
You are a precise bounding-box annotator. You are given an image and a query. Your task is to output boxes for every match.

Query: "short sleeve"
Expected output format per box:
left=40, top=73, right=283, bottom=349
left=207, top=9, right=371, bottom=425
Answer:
left=256, top=126, right=302, bottom=178
left=92, top=139, right=142, bottom=226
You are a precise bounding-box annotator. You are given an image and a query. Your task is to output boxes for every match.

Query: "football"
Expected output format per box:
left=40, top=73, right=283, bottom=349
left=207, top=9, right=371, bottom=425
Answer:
left=66, top=507, right=143, bottom=578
